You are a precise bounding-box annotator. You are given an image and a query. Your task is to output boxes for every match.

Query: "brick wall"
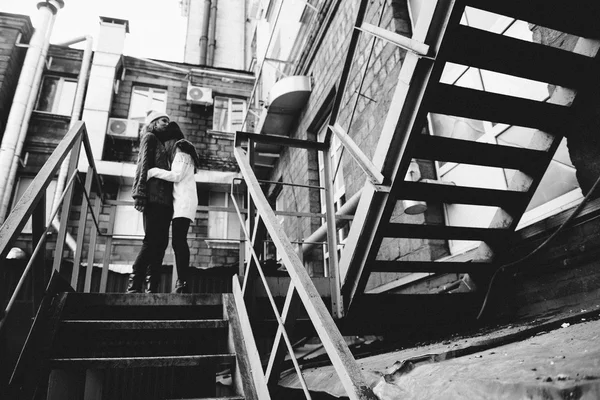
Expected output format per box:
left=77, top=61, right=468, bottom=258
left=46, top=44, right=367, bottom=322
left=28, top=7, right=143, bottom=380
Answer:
left=265, top=0, right=449, bottom=282
left=0, top=13, right=33, bottom=138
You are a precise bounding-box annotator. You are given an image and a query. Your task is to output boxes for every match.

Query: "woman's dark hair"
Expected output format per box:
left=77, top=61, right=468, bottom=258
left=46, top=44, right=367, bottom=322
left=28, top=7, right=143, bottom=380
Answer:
left=165, top=122, right=185, bottom=141
left=176, top=140, right=201, bottom=173
left=164, top=122, right=201, bottom=172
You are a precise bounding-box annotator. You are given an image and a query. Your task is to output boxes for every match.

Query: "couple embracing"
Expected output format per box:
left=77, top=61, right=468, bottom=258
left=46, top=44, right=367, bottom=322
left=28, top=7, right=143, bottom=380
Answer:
left=127, top=111, right=200, bottom=294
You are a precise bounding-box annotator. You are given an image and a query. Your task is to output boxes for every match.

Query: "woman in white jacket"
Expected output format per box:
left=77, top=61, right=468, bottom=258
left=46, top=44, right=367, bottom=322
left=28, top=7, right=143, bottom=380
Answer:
left=147, top=122, right=200, bottom=293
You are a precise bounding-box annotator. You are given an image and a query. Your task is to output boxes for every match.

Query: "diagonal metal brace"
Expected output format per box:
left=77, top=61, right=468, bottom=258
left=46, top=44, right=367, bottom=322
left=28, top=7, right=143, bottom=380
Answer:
left=330, top=123, right=386, bottom=187
left=359, top=22, right=430, bottom=57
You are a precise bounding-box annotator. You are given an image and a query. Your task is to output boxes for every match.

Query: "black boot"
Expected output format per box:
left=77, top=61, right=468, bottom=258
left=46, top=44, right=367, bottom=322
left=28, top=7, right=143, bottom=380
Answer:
left=126, top=273, right=144, bottom=293
left=172, top=279, right=188, bottom=294
left=145, top=274, right=161, bottom=293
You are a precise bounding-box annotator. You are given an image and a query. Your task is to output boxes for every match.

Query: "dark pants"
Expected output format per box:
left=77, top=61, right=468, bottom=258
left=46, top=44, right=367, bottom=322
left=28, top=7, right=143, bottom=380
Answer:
left=132, top=203, right=173, bottom=279
left=172, top=217, right=191, bottom=281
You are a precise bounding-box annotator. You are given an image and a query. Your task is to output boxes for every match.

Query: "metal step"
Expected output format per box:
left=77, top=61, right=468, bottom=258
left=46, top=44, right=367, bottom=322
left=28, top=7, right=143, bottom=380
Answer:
left=49, top=354, right=236, bottom=369
left=465, top=0, right=600, bottom=39
left=430, top=83, right=571, bottom=132
left=411, top=134, right=548, bottom=175
left=64, top=293, right=224, bottom=307
left=444, top=24, right=595, bottom=88
left=399, top=181, right=527, bottom=212
left=382, top=223, right=509, bottom=242
left=60, top=319, right=228, bottom=330
left=61, top=293, right=225, bottom=321
left=166, top=397, right=245, bottom=400
left=370, top=260, right=497, bottom=273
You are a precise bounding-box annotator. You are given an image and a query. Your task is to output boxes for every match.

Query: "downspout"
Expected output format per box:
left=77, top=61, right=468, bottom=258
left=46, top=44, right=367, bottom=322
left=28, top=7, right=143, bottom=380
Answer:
left=199, top=0, right=211, bottom=65
left=0, top=0, right=64, bottom=223
left=207, top=0, right=218, bottom=66
left=48, top=35, right=93, bottom=252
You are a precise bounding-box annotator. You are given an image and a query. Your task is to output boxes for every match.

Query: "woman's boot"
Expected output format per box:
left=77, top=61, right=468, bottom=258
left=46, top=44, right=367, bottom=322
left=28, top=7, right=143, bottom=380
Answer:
left=126, top=273, right=144, bottom=293
left=172, top=279, right=188, bottom=294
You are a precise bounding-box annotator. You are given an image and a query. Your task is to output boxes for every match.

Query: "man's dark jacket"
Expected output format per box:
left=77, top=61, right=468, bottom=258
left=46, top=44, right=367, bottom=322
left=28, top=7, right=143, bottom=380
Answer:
left=132, top=132, right=173, bottom=207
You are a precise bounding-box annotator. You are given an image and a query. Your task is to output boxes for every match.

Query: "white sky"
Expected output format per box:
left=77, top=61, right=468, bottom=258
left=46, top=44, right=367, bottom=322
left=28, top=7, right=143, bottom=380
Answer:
left=0, top=0, right=187, bottom=62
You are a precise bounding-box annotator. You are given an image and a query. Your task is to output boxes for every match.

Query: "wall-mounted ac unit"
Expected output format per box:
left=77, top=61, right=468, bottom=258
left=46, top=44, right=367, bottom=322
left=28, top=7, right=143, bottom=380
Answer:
left=187, top=83, right=213, bottom=105
left=107, top=118, right=140, bottom=139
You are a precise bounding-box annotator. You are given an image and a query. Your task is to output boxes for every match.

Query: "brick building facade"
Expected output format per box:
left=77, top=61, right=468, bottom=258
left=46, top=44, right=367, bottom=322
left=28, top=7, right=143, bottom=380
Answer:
left=3, top=17, right=253, bottom=290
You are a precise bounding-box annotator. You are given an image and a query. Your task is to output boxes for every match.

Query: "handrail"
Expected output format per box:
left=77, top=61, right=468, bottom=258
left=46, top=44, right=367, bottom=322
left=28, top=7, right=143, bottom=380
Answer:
left=228, top=276, right=272, bottom=399
left=233, top=146, right=377, bottom=400
left=0, top=170, right=78, bottom=331
left=0, top=121, right=102, bottom=328
left=0, top=122, right=86, bottom=259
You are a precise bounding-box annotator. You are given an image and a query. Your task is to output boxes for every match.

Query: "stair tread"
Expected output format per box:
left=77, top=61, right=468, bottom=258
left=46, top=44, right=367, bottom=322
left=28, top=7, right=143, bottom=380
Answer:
left=371, top=260, right=497, bottom=273
left=64, top=293, right=224, bottom=307
left=382, top=223, right=509, bottom=242
left=400, top=181, right=527, bottom=212
left=430, top=83, right=570, bottom=132
left=465, top=0, right=600, bottom=39
left=444, top=24, right=595, bottom=88
left=411, top=134, right=548, bottom=174
left=166, top=397, right=244, bottom=400
left=49, top=354, right=236, bottom=368
left=61, top=319, right=228, bottom=329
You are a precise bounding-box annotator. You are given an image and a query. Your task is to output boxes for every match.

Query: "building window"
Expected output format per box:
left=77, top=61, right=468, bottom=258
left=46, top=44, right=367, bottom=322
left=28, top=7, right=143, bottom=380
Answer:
left=207, top=191, right=243, bottom=248
left=13, top=177, right=57, bottom=234
left=128, top=86, right=168, bottom=123
left=113, top=184, right=144, bottom=237
left=35, top=76, right=77, bottom=116
left=213, top=97, right=246, bottom=133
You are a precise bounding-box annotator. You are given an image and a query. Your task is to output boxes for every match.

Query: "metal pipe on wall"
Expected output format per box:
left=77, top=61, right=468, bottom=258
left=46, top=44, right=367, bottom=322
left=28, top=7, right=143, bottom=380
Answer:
left=48, top=35, right=93, bottom=252
left=51, top=35, right=93, bottom=218
left=207, top=0, right=218, bottom=66
left=0, top=17, right=57, bottom=220
left=301, top=188, right=361, bottom=256
left=199, top=0, right=211, bottom=65
left=0, top=0, right=64, bottom=223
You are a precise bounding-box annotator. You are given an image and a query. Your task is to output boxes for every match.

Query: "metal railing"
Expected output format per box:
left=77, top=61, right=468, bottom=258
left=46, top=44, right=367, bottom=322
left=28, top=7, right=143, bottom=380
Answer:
left=0, top=122, right=103, bottom=329
left=231, top=135, right=377, bottom=399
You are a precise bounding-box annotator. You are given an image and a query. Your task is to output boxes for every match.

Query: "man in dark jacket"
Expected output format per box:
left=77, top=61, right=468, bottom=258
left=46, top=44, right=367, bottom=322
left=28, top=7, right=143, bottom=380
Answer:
left=127, top=110, right=174, bottom=293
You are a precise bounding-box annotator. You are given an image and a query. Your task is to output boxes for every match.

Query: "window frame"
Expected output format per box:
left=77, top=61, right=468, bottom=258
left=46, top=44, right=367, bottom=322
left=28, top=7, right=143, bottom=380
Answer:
left=127, top=85, right=168, bottom=124
left=112, top=184, right=145, bottom=238
left=35, top=75, right=77, bottom=116
left=212, top=96, right=247, bottom=133
left=206, top=190, right=244, bottom=249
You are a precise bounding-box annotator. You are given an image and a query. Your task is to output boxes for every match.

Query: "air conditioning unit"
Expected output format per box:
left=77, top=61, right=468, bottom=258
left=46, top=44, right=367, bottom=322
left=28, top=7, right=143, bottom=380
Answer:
left=186, top=83, right=213, bottom=105
left=107, top=118, right=140, bottom=139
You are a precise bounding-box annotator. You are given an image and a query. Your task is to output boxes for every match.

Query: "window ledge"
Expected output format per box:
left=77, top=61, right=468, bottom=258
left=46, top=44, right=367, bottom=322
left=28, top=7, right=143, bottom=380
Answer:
left=31, top=111, right=71, bottom=121
left=205, top=239, right=240, bottom=249
left=208, top=130, right=235, bottom=140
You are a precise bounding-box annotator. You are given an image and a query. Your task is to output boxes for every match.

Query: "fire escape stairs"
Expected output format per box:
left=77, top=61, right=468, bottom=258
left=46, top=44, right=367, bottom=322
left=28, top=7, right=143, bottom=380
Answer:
left=7, top=274, right=266, bottom=400
left=339, top=0, right=600, bottom=318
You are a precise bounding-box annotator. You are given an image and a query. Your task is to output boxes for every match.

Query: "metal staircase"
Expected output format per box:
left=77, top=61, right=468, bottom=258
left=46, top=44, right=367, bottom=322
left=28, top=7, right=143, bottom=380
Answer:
left=7, top=274, right=267, bottom=400
left=338, top=0, right=600, bottom=311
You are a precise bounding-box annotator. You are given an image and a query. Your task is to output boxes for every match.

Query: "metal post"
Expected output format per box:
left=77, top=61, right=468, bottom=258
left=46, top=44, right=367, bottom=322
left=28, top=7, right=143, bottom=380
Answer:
left=322, top=145, right=343, bottom=318
left=52, top=134, right=83, bottom=278
left=31, top=192, right=46, bottom=310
